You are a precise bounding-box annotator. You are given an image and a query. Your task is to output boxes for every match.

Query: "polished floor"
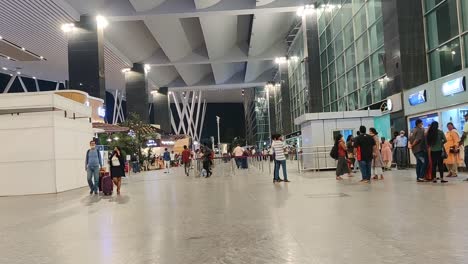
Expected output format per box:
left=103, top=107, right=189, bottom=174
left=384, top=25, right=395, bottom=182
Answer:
left=2, top=161, right=468, bottom=264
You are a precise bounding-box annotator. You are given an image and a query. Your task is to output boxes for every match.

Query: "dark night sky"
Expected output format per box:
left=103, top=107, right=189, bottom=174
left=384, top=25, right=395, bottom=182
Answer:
left=171, top=103, right=245, bottom=144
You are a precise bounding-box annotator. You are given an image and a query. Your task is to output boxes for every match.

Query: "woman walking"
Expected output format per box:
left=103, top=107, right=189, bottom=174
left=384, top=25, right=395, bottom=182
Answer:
left=426, top=121, right=447, bottom=183
left=369, top=128, right=384, bottom=180
left=335, top=134, right=348, bottom=180
left=444, top=122, right=461, bottom=177
left=381, top=137, right=393, bottom=170
left=109, top=146, right=125, bottom=195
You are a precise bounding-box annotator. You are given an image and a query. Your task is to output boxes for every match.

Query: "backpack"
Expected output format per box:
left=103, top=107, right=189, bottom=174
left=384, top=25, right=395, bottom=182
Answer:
left=330, top=144, right=339, bottom=160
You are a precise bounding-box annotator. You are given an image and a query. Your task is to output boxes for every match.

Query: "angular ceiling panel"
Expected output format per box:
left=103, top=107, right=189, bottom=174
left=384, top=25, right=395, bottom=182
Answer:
left=175, top=64, right=213, bottom=86
left=211, top=62, right=245, bottom=84
left=129, top=0, right=166, bottom=12
left=244, top=60, right=275, bottom=83
left=147, top=66, right=180, bottom=87
left=104, top=21, right=160, bottom=63
left=194, top=0, right=221, bottom=9
left=199, top=15, right=237, bottom=59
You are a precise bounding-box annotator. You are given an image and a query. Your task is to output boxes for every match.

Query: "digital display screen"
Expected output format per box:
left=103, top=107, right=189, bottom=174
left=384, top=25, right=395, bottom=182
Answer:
left=408, top=90, right=427, bottom=106
left=409, top=113, right=439, bottom=129
left=442, top=77, right=465, bottom=96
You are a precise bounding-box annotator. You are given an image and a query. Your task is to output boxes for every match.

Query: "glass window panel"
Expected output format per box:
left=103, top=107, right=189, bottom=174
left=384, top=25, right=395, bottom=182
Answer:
left=359, top=85, right=372, bottom=108
left=320, top=32, right=327, bottom=52
left=343, top=22, right=354, bottom=48
left=318, top=11, right=327, bottom=34
left=326, top=26, right=332, bottom=44
left=338, top=97, right=347, bottom=111
left=367, top=0, right=382, bottom=24
left=323, top=105, right=331, bottom=112
left=372, top=81, right=383, bottom=103
left=348, top=91, right=358, bottom=110
left=371, top=48, right=386, bottom=80
left=328, top=43, right=335, bottom=64
left=321, top=50, right=328, bottom=68
left=331, top=101, right=338, bottom=112
left=322, top=69, right=329, bottom=87
left=426, top=0, right=459, bottom=50
left=323, top=86, right=330, bottom=107
left=369, top=17, right=384, bottom=52
left=462, top=0, right=468, bottom=31
left=336, top=54, right=346, bottom=77
left=352, top=0, right=365, bottom=14
left=345, top=44, right=356, bottom=70
left=428, top=39, right=462, bottom=80
left=347, top=68, right=358, bottom=92
left=337, top=76, right=347, bottom=96
left=332, top=14, right=342, bottom=39
left=356, top=33, right=369, bottom=62
left=335, top=32, right=344, bottom=55
left=329, top=61, right=336, bottom=82
left=330, top=82, right=337, bottom=102
left=358, top=59, right=371, bottom=86
left=341, top=0, right=353, bottom=26
left=424, top=0, right=446, bottom=13
left=464, top=35, right=468, bottom=67
left=354, top=6, right=367, bottom=37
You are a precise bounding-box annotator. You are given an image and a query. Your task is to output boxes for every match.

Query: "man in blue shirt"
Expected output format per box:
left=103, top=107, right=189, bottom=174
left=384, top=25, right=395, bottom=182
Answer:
left=163, top=148, right=171, bottom=173
left=85, top=140, right=102, bottom=195
left=394, top=130, right=408, bottom=169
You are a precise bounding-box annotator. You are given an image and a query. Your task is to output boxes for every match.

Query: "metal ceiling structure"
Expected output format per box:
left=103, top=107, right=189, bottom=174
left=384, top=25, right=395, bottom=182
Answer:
left=0, top=0, right=304, bottom=102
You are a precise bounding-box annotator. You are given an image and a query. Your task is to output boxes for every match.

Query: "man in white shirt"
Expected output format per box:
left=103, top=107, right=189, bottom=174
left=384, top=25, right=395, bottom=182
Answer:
left=233, top=144, right=244, bottom=169
left=272, top=134, right=289, bottom=183
left=394, top=130, right=408, bottom=169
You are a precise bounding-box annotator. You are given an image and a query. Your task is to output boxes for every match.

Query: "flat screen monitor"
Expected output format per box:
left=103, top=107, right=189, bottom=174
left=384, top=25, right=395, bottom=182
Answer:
left=408, top=90, right=427, bottom=106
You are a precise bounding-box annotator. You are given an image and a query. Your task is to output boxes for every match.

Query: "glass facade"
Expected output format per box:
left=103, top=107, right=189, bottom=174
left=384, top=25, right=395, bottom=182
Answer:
left=318, top=0, right=386, bottom=112
left=244, top=87, right=270, bottom=148
left=287, top=29, right=309, bottom=131
left=424, top=0, right=468, bottom=80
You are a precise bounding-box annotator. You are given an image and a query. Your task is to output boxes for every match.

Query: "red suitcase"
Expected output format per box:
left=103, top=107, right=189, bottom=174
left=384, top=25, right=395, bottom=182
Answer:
left=100, top=171, right=113, bottom=196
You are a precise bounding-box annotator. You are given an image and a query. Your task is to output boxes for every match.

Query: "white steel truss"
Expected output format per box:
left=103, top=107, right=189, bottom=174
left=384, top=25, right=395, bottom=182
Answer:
left=170, top=90, right=206, bottom=141
left=111, top=89, right=125, bottom=124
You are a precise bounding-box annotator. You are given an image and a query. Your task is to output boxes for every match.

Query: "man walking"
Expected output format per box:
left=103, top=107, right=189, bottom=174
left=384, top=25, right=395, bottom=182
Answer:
left=410, top=119, right=428, bottom=182
left=394, top=130, right=408, bottom=169
left=163, top=148, right=171, bottom=173
left=85, top=140, right=102, bottom=195
left=354, top=126, right=375, bottom=183
left=233, top=144, right=244, bottom=169
left=182, top=145, right=191, bottom=176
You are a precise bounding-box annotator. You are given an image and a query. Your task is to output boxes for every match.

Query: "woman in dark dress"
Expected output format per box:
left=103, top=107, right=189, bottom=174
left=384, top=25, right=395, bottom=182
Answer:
left=109, top=146, right=125, bottom=195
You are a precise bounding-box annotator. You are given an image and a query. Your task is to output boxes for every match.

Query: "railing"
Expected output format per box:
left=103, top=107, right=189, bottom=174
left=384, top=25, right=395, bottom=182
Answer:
left=297, top=146, right=336, bottom=172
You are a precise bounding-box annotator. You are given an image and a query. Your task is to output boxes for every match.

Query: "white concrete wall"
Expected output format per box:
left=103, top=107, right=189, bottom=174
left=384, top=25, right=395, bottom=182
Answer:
left=0, top=95, right=93, bottom=196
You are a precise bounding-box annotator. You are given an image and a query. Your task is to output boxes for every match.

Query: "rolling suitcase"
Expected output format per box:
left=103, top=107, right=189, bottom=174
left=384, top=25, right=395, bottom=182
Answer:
left=100, top=172, right=113, bottom=196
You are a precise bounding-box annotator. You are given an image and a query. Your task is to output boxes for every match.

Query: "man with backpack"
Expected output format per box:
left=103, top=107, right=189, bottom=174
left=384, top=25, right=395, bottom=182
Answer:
left=85, top=140, right=102, bottom=195
left=353, top=126, right=376, bottom=183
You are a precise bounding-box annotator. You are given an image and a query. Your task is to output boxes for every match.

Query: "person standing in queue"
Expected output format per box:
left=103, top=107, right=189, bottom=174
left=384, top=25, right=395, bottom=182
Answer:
left=444, top=122, right=461, bottom=177
left=182, top=145, right=191, bottom=176
left=410, top=119, right=428, bottom=182
left=354, top=126, right=375, bottom=183
left=85, top=140, right=102, bottom=195
left=426, top=121, right=447, bottom=183
left=272, top=134, right=289, bottom=183
left=346, top=135, right=356, bottom=172
left=233, top=144, right=244, bottom=169
left=335, top=134, right=348, bottom=181
left=394, top=131, right=408, bottom=169
left=109, top=146, right=125, bottom=194
left=459, top=114, right=468, bottom=181
left=163, top=148, right=171, bottom=174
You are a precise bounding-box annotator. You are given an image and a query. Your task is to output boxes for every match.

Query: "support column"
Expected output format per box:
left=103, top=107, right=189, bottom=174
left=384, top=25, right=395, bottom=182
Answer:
left=68, top=15, right=106, bottom=100
left=152, top=87, right=171, bottom=133
left=125, top=63, right=149, bottom=123
left=304, top=13, right=323, bottom=113
left=278, top=63, right=293, bottom=135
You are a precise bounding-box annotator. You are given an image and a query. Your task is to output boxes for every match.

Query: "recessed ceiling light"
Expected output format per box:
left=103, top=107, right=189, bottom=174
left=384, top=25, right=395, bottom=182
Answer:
left=1, top=67, right=6, bottom=70
left=32, top=76, right=36, bottom=79
left=0, top=36, right=3, bottom=40
left=96, top=15, right=108, bottom=29
left=6, top=56, right=10, bottom=60
left=21, top=47, right=25, bottom=51
left=39, top=56, right=44, bottom=60
left=17, top=71, right=21, bottom=75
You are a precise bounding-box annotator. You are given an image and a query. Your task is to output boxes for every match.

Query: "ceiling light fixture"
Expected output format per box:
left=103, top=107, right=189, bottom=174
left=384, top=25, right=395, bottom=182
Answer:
left=121, top=68, right=131, bottom=73
left=96, top=15, right=109, bottom=29
left=61, top=23, right=75, bottom=33
left=1, top=67, right=7, bottom=70
left=32, top=76, right=36, bottom=79
left=275, top=57, right=287, bottom=64
left=297, top=4, right=316, bottom=16
left=6, top=56, right=10, bottom=60
left=0, top=36, right=3, bottom=40
left=17, top=71, right=21, bottom=75
left=21, top=47, right=25, bottom=51
left=39, top=56, right=44, bottom=60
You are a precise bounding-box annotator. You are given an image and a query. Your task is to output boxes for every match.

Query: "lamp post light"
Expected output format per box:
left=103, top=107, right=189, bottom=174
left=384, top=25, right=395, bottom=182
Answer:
left=216, top=116, right=221, bottom=148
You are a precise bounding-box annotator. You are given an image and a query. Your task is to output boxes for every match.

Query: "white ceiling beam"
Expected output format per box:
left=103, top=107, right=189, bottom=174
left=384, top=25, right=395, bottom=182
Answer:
left=168, top=81, right=268, bottom=91
left=106, top=0, right=302, bottom=21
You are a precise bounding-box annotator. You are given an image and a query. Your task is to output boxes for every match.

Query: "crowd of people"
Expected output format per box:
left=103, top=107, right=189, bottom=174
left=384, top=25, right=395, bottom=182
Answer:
left=332, top=113, right=468, bottom=184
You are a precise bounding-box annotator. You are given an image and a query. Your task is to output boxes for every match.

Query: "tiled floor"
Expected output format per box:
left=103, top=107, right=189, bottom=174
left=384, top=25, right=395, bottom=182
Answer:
left=2, top=161, right=468, bottom=264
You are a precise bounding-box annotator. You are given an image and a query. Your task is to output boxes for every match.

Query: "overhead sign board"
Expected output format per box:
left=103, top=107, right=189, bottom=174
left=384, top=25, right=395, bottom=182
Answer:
left=408, top=90, right=427, bottom=106
left=442, top=76, right=465, bottom=96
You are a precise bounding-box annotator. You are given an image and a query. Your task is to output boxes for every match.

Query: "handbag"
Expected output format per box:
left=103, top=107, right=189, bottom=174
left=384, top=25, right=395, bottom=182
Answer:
left=441, top=148, right=448, bottom=160
left=449, top=146, right=460, bottom=154
left=111, top=156, right=121, bottom=166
